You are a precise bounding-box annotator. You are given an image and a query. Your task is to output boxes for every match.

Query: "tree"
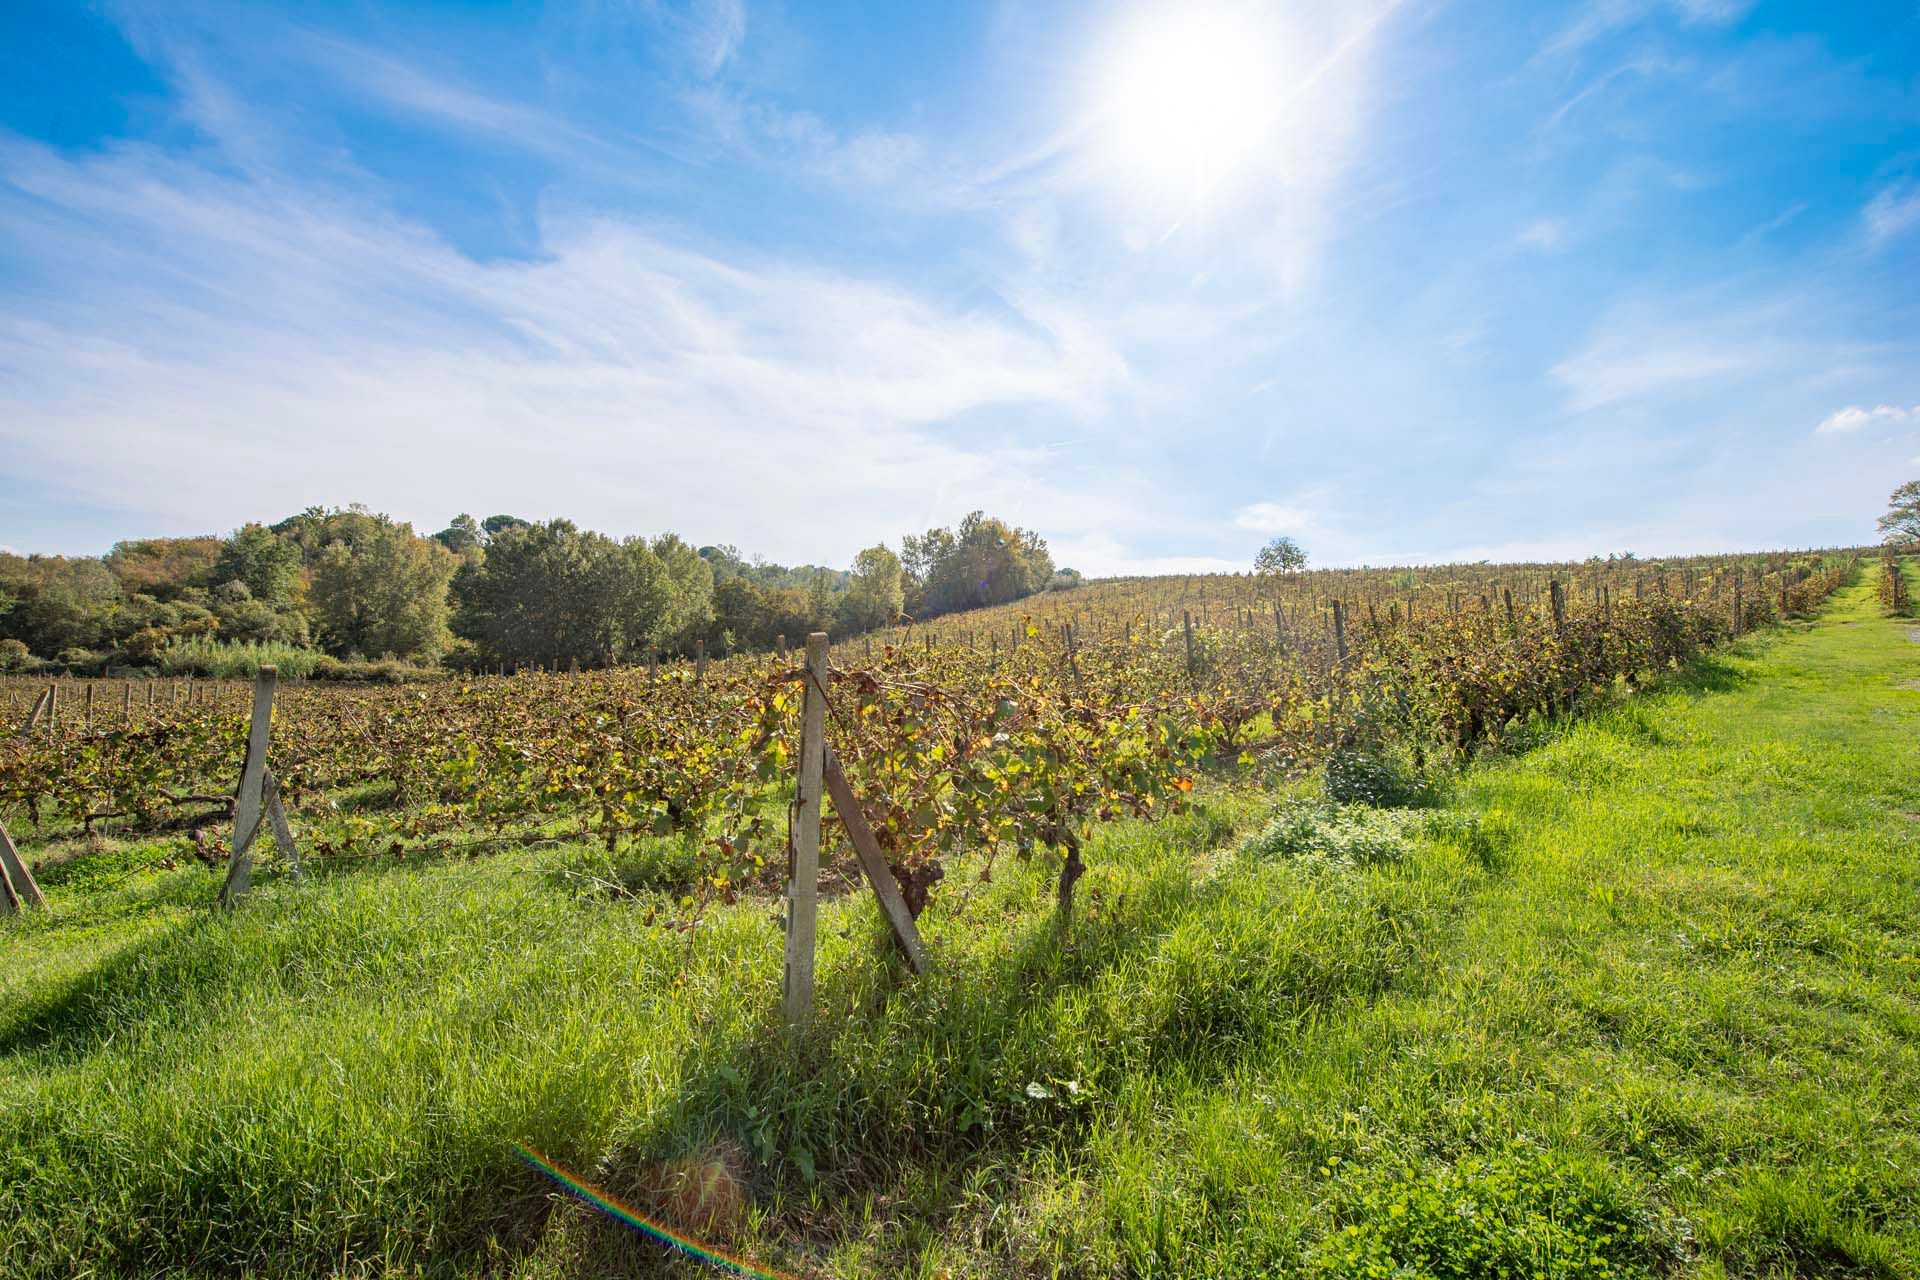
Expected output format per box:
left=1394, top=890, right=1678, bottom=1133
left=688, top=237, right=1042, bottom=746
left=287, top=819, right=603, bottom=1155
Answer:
left=105, top=537, right=221, bottom=598
left=1879, top=480, right=1920, bottom=545
left=838, top=545, right=904, bottom=632
left=453, top=520, right=604, bottom=665
left=450, top=521, right=710, bottom=665
left=1254, top=536, right=1308, bottom=576
left=433, top=513, right=484, bottom=555
left=649, top=534, right=717, bottom=655
left=482, top=514, right=530, bottom=539
left=902, top=512, right=1055, bottom=619
left=310, top=517, right=457, bottom=660
left=0, top=555, right=121, bottom=655
left=213, top=524, right=302, bottom=606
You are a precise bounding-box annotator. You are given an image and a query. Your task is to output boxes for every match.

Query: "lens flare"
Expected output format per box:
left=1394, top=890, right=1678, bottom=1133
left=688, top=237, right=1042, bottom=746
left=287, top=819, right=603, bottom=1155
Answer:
left=514, top=1143, right=799, bottom=1280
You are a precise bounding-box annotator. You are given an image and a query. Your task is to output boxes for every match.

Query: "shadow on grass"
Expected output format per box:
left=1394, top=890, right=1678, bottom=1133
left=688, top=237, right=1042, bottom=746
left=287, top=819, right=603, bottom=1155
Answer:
left=515, top=801, right=1416, bottom=1275
left=0, top=912, right=213, bottom=1062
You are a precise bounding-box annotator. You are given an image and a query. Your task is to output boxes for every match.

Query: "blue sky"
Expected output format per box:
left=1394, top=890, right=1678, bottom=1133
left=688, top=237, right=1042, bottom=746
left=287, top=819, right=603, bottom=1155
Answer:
left=1, top=0, right=1916, bottom=573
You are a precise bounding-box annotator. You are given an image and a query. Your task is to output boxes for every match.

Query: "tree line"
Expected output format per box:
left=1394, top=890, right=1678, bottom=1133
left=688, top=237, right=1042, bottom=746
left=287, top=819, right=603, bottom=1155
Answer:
left=0, top=507, right=1073, bottom=675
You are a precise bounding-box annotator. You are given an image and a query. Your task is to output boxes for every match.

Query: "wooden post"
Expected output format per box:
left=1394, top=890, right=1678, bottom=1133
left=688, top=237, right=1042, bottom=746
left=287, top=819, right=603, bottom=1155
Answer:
left=84, top=682, right=94, bottom=731
left=822, top=746, right=929, bottom=974
left=47, top=682, right=57, bottom=731
left=218, top=666, right=278, bottom=909
left=782, top=634, right=828, bottom=1027
left=1183, top=611, right=1196, bottom=680
left=1732, top=571, right=1743, bottom=636
left=1550, top=579, right=1566, bottom=632
left=0, top=818, right=45, bottom=909
left=695, top=638, right=708, bottom=682
left=19, top=687, right=49, bottom=736
left=1503, top=588, right=1515, bottom=631
left=1331, top=600, right=1348, bottom=668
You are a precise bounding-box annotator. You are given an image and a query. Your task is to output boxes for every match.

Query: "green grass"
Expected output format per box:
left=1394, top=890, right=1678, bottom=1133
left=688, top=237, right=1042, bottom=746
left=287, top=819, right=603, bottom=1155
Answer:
left=3, top=566, right=1917, bottom=1278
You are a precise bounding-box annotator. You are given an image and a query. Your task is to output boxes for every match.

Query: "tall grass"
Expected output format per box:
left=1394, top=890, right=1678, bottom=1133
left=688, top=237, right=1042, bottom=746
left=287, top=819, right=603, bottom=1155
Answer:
left=3, top=565, right=1917, bottom=1277
left=156, top=636, right=321, bottom=679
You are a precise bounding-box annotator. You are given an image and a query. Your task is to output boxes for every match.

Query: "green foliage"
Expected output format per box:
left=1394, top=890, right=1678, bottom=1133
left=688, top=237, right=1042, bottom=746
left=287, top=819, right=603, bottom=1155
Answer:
left=103, top=536, right=221, bottom=598
left=837, top=544, right=905, bottom=633
left=1254, top=535, right=1308, bottom=575
left=1313, top=1146, right=1681, bottom=1279
left=902, top=511, right=1055, bottom=619
left=212, top=523, right=301, bottom=606
left=155, top=636, right=322, bottom=679
left=1241, top=799, right=1428, bottom=868
left=1878, top=478, right=1920, bottom=545
left=1323, top=741, right=1433, bottom=807
left=0, top=553, right=120, bottom=653
left=451, top=519, right=714, bottom=665
left=431, top=512, right=483, bottom=555
left=310, top=515, right=456, bottom=660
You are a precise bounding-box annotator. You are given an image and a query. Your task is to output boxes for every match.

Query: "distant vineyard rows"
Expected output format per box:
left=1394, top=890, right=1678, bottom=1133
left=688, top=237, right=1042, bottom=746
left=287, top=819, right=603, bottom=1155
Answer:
left=1, top=551, right=1858, bottom=897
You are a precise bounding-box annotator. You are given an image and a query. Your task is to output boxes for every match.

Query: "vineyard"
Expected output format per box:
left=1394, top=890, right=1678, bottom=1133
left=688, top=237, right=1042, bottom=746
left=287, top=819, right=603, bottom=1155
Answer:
left=5, top=549, right=1917, bottom=1280
left=2, top=549, right=1858, bottom=912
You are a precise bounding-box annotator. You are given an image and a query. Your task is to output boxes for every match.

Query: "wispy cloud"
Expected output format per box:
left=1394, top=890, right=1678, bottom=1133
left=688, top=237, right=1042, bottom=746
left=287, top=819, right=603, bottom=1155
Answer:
left=0, top=132, right=1126, bottom=562
left=1816, top=404, right=1918, bottom=435
left=682, top=88, right=927, bottom=187
left=1517, top=218, right=1569, bottom=252
left=1864, top=184, right=1920, bottom=247
left=1542, top=0, right=1755, bottom=60
left=1550, top=334, right=1762, bottom=412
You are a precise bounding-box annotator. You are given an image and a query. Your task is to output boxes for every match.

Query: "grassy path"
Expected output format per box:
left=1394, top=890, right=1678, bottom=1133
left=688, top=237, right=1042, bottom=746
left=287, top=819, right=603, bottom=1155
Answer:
left=1184, top=565, right=1920, bottom=1278
left=2, top=567, right=1916, bottom=1279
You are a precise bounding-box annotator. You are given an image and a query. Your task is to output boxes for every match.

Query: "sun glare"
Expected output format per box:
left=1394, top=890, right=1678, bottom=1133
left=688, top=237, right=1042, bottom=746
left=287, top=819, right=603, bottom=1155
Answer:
left=1089, top=4, right=1285, bottom=213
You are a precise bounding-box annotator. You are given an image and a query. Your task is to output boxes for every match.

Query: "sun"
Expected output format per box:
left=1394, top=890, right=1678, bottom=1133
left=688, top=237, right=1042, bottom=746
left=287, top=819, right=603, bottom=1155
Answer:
left=1086, top=4, right=1286, bottom=214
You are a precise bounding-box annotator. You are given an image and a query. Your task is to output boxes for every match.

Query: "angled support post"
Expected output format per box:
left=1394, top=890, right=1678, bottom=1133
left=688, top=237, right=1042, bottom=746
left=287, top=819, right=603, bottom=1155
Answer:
left=0, top=819, right=45, bottom=910
left=822, top=745, right=929, bottom=974
left=219, top=665, right=301, bottom=907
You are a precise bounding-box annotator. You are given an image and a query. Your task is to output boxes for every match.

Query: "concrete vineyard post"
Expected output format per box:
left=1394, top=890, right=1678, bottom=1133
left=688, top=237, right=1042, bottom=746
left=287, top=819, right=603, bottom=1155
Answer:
left=1183, top=611, right=1196, bottom=681
left=782, top=633, right=829, bottom=1028
left=1550, top=580, right=1566, bottom=632
left=1331, top=600, right=1348, bottom=667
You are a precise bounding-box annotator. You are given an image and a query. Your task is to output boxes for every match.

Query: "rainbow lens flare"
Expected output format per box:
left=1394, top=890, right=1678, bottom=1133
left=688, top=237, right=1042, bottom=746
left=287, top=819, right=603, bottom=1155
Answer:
left=514, top=1142, right=800, bottom=1279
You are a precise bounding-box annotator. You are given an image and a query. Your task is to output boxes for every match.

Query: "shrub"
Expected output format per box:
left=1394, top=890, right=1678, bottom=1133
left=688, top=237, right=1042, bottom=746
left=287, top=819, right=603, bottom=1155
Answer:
left=1313, top=1145, right=1684, bottom=1280
left=156, top=637, right=320, bottom=679
left=0, top=638, right=28, bottom=672
left=1324, top=742, right=1432, bottom=807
